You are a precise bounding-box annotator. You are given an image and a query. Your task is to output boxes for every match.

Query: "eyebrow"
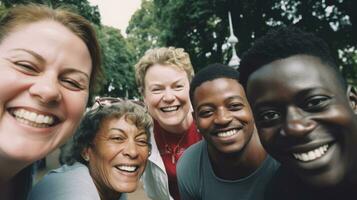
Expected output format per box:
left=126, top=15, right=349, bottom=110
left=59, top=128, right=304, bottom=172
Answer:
left=12, top=48, right=45, bottom=64
left=63, top=68, right=90, bottom=81
left=148, top=77, right=186, bottom=87
left=225, top=95, right=245, bottom=102
left=196, top=95, right=245, bottom=110
left=109, top=128, right=125, bottom=133
left=12, top=48, right=90, bottom=80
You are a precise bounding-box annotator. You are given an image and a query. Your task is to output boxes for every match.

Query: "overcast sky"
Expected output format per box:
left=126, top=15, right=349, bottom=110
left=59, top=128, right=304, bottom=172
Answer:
left=88, top=0, right=141, bottom=35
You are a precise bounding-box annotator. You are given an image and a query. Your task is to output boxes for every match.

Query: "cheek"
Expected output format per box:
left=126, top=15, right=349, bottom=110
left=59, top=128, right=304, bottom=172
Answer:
left=0, top=68, right=29, bottom=104
left=257, top=128, right=277, bottom=146
left=144, top=93, right=161, bottom=107
left=235, top=109, right=254, bottom=124
left=177, top=89, right=190, bottom=102
left=197, top=118, right=212, bottom=131
left=64, top=91, right=88, bottom=120
left=139, top=149, right=150, bottom=163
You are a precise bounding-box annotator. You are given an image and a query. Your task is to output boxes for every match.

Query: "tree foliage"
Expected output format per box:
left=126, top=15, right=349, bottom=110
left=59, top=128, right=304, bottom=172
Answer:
left=0, top=0, right=101, bottom=24
left=126, top=0, right=163, bottom=61
left=96, top=25, right=138, bottom=98
left=131, top=0, right=356, bottom=83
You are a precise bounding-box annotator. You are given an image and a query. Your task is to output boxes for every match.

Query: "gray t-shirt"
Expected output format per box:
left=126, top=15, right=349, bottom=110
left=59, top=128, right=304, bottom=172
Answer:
left=177, top=140, right=279, bottom=200
left=28, top=162, right=127, bottom=200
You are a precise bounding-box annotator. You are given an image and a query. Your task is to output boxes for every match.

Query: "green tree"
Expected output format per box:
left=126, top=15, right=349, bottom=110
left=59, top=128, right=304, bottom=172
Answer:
left=0, top=0, right=101, bottom=25
left=126, top=0, right=162, bottom=61
left=149, top=0, right=356, bottom=82
left=96, top=26, right=138, bottom=98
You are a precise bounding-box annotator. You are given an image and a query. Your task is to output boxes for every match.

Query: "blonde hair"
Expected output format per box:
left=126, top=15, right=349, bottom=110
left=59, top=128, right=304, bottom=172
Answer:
left=0, top=4, right=102, bottom=93
left=134, top=47, right=194, bottom=94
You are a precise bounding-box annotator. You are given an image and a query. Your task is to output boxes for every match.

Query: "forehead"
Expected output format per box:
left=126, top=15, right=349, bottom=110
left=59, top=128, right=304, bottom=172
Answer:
left=145, top=64, right=187, bottom=78
left=144, top=64, right=189, bottom=85
left=247, top=55, right=342, bottom=103
left=98, top=117, right=134, bottom=133
left=193, top=78, right=246, bottom=106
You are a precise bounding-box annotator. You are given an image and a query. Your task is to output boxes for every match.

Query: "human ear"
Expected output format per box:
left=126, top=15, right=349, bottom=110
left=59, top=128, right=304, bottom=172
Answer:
left=347, top=85, right=357, bottom=114
left=191, top=111, right=202, bottom=134
left=81, top=148, right=90, bottom=162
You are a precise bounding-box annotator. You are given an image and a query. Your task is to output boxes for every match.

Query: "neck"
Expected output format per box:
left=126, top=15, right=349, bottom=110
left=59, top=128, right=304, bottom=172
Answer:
left=158, top=113, right=193, bottom=134
left=93, top=179, right=121, bottom=200
left=208, top=131, right=267, bottom=180
left=95, top=181, right=121, bottom=200
left=0, top=154, right=28, bottom=184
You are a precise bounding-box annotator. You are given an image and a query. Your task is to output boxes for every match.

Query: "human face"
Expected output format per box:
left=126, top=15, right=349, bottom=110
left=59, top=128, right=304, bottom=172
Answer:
left=247, top=55, right=357, bottom=187
left=193, top=78, right=255, bottom=154
left=0, top=20, right=92, bottom=163
left=85, top=116, right=150, bottom=196
left=143, top=64, right=192, bottom=130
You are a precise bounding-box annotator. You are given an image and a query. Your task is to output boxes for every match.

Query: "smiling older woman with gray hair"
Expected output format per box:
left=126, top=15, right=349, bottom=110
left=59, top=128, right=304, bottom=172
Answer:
left=29, top=98, right=152, bottom=200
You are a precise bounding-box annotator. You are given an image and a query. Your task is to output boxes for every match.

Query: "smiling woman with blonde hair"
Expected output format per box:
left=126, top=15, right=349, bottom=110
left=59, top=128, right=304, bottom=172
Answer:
left=135, top=47, right=202, bottom=200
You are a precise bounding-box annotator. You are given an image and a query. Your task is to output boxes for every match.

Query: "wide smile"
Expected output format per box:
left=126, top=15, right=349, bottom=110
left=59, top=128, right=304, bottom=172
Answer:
left=160, top=105, right=180, bottom=113
left=216, top=129, right=240, bottom=138
left=292, top=144, right=329, bottom=162
left=115, top=164, right=139, bottom=173
left=9, top=108, right=59, bottom=128
left=212, top=127, right=243, bottom=142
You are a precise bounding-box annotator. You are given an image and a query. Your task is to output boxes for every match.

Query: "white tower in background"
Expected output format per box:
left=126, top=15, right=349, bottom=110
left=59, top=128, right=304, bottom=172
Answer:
left=227, top=11, right=240, bottom=69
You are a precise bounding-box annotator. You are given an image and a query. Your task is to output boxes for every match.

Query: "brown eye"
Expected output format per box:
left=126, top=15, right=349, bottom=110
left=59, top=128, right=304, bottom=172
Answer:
left=229, top=102, right=244, bottom=111
left=303, top=96, right=331, bottom=111
left=256, top=110, right=281, bottom=127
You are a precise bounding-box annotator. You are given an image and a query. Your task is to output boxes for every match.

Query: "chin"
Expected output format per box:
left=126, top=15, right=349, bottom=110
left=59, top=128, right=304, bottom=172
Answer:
left=297, top=168, right=345, bottom=189
left=116, top=183, right=138, bottom=193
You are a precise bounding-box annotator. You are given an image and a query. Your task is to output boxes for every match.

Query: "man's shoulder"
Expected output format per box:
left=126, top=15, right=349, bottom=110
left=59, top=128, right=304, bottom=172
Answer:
left=178, top=140, right=205, bottom=170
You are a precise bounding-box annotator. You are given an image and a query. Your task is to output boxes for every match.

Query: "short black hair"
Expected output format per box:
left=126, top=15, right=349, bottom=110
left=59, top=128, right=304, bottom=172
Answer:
left=239, top=26, right=345, bottom=89
left=190, top=63, right=240, bottom=107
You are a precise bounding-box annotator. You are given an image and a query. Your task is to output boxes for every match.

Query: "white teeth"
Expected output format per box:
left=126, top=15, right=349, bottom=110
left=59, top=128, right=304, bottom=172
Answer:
left=117, top=165, right=137, bottom=172
left=217, top=129, right=238, bottom=137
left=12, top=108, right=55, bottom=127
left=161, top=106, right=179, bottom=112
left=292, top=144, right=329, bottom=162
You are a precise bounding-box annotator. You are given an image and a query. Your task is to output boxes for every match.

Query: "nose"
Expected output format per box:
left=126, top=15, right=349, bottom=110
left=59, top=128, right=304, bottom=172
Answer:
left=123, top=140, right=139, bottom=159
left=29, top=72, right=62, bottom=105
left=281, top=106, right=316, bottom=137
left=214, top=108, right=233, bottom=126
left=162, top=89, right=175, bottom=103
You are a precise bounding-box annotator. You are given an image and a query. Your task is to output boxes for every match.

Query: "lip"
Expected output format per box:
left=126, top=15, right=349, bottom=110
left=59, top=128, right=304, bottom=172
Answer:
left=211, top=127, right=243, bottom=143
left=114, top=163, right=142, bottom=177
left=282, top=140, right=339, bottom=172
left=286, top=138, right=335, bottom=154
left=8, top=107, right=62, bottom=122
left=159, top=105, right=180, bottom=112
left=6, top=107, right=62, bottom=131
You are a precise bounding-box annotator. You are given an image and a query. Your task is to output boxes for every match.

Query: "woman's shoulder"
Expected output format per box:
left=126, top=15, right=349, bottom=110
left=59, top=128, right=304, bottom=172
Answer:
left=28, top=162, right=100, bottom=200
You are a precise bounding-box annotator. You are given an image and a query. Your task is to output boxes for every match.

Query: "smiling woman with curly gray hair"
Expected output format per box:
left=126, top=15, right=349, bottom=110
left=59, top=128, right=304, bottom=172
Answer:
left=29, top=99, right=153, bottom=200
